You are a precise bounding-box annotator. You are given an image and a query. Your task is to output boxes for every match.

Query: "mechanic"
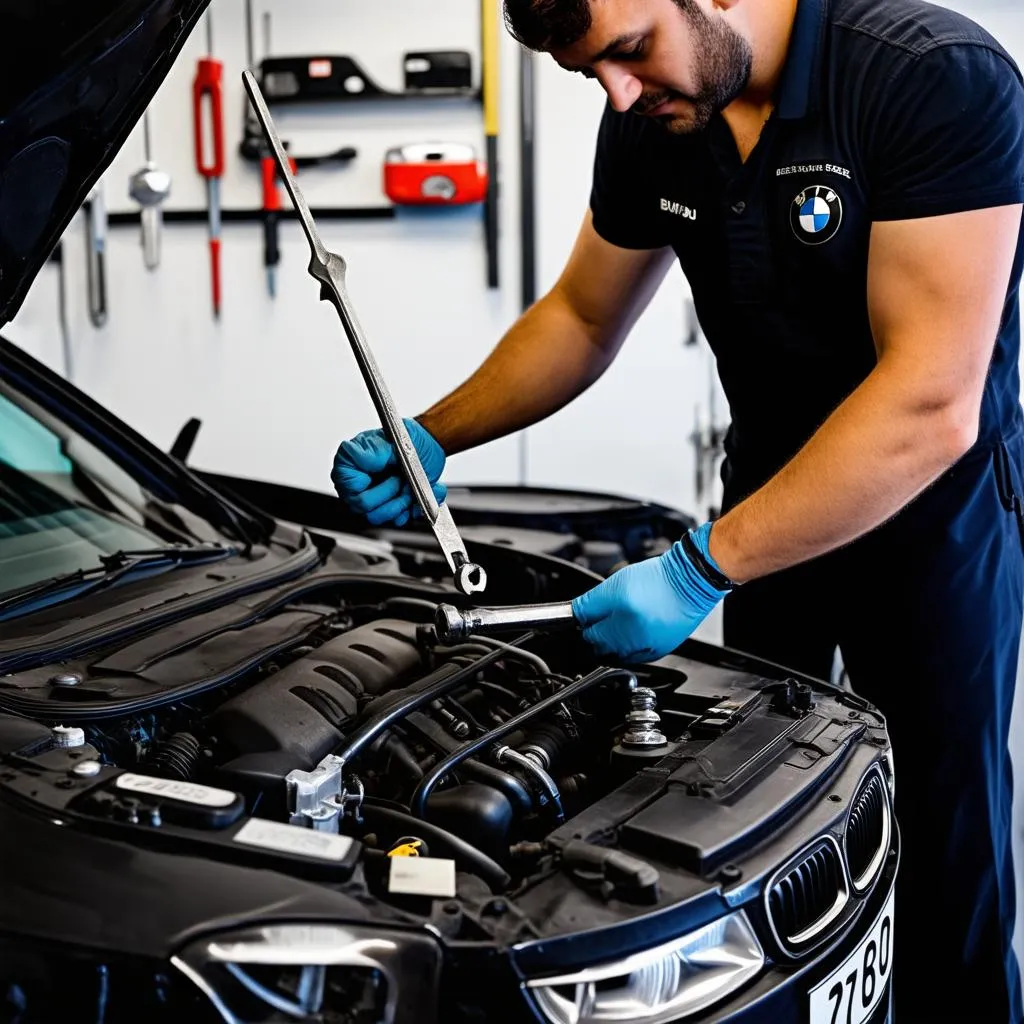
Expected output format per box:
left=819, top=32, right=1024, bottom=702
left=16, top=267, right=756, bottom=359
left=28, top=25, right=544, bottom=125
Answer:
left=332, top=0, right=1024, bottom=1016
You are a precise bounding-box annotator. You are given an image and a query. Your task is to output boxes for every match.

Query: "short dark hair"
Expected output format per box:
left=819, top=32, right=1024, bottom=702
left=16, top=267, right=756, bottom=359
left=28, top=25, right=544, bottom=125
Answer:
left=503, top=0, right=593, bottom=52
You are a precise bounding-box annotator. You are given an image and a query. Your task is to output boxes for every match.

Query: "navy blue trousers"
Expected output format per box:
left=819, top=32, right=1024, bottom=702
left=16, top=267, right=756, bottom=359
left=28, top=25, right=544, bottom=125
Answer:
left=722, top=437, right=1024, bottom=1022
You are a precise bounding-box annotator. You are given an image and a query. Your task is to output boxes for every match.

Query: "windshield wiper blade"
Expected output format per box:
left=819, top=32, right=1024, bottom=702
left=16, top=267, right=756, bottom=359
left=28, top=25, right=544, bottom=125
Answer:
left=0, top=545, right=238, bottom=621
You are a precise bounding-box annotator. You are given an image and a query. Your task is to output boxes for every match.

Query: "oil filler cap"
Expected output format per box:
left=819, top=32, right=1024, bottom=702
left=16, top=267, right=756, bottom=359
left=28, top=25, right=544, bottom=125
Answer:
left=388, top=836, right=430, bottom=857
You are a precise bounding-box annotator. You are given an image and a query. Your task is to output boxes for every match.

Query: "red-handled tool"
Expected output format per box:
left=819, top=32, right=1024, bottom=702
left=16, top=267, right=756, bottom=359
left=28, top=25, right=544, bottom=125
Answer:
left=260, top=153, right=296, bottom=298
left=193, top=17, right=225, bottom=318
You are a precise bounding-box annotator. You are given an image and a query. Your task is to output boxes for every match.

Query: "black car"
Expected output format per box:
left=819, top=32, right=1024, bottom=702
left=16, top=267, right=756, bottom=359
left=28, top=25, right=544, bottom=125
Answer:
left=0, top=3, right=897, bottom=1023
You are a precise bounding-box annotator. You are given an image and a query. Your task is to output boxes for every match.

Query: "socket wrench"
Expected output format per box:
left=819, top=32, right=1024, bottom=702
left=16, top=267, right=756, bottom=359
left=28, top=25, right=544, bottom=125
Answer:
left=435, top=601, right=577, bottom=645
left=242, top=69, right=486, bottom=596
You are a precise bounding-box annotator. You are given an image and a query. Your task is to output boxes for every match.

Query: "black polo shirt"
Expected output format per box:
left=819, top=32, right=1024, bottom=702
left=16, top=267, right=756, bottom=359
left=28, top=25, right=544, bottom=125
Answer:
left=590, top=0, right=1024, bottom=503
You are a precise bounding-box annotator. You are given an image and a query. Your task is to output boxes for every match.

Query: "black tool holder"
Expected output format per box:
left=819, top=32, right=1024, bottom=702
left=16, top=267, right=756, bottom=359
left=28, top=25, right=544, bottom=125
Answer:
left=239, top=53, right=478, bottom=163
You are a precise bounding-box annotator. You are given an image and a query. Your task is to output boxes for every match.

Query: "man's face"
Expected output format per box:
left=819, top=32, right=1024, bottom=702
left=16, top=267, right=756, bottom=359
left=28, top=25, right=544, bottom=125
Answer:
left=551, top=0, right=752, bottom=134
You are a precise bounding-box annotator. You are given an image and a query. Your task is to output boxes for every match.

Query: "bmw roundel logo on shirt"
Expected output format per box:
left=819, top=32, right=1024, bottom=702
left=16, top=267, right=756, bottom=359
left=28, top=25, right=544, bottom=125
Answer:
left=791, top=185, right=843, bottom=245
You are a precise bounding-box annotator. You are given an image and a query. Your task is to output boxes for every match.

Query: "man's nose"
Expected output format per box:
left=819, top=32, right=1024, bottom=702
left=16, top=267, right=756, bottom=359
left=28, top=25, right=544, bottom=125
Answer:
left=595, top=65, right=643, bottom=112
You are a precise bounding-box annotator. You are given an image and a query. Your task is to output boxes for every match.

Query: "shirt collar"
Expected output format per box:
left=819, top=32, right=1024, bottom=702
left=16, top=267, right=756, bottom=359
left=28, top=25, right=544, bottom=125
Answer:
left=775, top=0, right=829, bottom=120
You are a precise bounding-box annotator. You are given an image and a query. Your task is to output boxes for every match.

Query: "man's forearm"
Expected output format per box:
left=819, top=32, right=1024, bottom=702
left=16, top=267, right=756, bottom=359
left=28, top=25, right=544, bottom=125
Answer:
left=708, top=362, right=977, bottom=583
left=417, top=289, right=619, bottom=455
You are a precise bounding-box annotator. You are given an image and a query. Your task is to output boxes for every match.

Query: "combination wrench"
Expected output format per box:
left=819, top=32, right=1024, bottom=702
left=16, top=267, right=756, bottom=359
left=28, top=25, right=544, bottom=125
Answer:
left=242, top=70, right=486, bottom=596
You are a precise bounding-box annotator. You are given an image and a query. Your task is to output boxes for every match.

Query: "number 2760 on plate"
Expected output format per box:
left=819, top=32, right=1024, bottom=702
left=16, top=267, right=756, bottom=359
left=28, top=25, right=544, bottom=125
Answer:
left=808, top=886, right=894, bottom=1024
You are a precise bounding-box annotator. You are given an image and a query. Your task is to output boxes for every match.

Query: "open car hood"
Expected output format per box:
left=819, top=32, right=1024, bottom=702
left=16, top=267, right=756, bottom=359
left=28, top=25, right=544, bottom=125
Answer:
left=0, top=0, right=209, bottom=326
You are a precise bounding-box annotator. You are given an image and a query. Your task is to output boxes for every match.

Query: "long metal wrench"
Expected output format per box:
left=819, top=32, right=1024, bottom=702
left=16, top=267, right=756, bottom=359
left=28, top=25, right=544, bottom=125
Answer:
left=241, top=69, right=487, bottom=597
left=434, top=601, right=577, bottom=645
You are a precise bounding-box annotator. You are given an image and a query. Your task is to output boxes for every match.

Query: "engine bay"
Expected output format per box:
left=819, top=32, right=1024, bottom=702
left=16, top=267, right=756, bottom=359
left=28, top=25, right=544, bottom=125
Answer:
left=47, top=596, right=688, bottom=897
left=0, top=502, right=889, bottom=950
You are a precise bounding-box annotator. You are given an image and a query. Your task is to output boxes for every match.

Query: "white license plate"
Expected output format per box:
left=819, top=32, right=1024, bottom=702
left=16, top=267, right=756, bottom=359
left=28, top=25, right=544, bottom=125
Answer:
left=808, top=887, right=895, bottom=1024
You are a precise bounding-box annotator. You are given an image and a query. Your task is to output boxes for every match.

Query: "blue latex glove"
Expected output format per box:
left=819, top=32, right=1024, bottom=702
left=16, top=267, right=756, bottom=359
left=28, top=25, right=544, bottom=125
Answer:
left=331, top=418, right=447, bottom=528
left=572, top=521, right=730, bottom=662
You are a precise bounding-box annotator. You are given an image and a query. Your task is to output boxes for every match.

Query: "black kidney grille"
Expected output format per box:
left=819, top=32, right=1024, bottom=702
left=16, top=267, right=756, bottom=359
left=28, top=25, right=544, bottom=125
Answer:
left=768, top=841, right=844, bottom=945
left=846, top=772, right=886, bottom=886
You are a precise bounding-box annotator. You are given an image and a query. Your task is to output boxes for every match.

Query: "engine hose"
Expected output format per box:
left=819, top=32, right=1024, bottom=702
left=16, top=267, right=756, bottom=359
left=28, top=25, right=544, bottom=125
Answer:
left=141, top=732, right=201, bottom=781
left=357, top=799, right=511, bottom=893
left=370, top=733, right=424, bottom=781
left=461, top=759, right=533, bottom=815
left=334, top=634, right=533, bottom=767
left=382, top=596, right=442, bottom=620
left=402, top=710, right=534, bottom=816
left=465, top=634, right=553, bottom=678
left=496, top=746, right=564, bottom=823
left=410, top=667, right=636, bottom=818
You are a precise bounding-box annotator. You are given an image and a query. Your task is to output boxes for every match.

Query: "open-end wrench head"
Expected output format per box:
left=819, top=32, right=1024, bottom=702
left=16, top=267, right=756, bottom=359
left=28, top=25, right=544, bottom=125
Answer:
left=455, top=562, right=487, bottom=596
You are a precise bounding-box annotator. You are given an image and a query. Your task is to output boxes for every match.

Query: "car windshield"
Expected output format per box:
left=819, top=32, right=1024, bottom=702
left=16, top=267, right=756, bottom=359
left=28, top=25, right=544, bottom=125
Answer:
left=0, top=382, right=169, bottom=596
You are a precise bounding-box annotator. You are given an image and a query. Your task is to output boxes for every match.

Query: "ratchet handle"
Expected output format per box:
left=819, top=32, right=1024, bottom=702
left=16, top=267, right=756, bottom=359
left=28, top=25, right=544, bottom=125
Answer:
left=435, top=601, right=577, bottom=645
left=193, top=57, right=225, bottom=177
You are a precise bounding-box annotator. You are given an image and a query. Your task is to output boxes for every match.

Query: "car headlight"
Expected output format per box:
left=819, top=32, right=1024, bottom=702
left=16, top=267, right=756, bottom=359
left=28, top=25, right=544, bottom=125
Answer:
left=172, top=923, right=441, bottom=1024
left=524, top=910, right=764, bottom=1024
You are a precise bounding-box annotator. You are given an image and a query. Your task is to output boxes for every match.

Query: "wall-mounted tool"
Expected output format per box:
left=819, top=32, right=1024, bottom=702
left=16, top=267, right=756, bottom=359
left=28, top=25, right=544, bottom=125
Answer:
left=128, top=111, right=171, bottom=270
left=242, top=69, right=487, bottom=597
left=261, top=153, right=296, bottom=297
left=384, top=143, right=487, bottom=206
left=193, top=15, right=225, bottom=319
left=240, top=129, right=357, bottom=167
left=403, top=50, right=473, bottom=92
left=237, top=27, right=360, bottom=169
left=258, top=54, right=476, bottom=105
left=518, top=45, right=537, bottom=485
left=83, top=181, right=107, bottom=328
left=481, top=0, right=501, bottom=289
left=48, top=243, right=72, bottom=381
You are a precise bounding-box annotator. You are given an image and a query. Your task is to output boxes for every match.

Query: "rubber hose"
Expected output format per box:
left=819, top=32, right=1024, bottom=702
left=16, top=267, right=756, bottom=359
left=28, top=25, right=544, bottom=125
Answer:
left=410, top=667, right=636, bottom=818
left=461, top=759, right=533, bottom=815
left=357, top=799, right=511, bottom=893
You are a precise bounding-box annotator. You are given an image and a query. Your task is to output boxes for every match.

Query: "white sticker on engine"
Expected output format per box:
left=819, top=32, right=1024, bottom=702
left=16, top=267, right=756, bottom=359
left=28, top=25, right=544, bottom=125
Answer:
left=388, top=857, right=456, bottom=898
left=115, top=773, right=237, bottom=808
left=233, top=818, right=355, bottom=862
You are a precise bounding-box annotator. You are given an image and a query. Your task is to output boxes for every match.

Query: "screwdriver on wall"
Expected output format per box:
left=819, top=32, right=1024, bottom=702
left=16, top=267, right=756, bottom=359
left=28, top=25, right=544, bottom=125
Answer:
left=260, top=153, right=295, bottom=298
left=192, top=14, right=225, bottom=318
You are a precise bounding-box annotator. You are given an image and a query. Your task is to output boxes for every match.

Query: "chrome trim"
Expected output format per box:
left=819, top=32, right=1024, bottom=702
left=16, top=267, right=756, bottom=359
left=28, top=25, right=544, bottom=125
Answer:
left=170, top=956, right=239, bottom=1024
left=173, top=924, right=400, bottom=1024
left=764, top=834, right=850, bottom=955
left=523, top=910, right=765, bottom=1024
left=845, top=764, right=892, bottom=893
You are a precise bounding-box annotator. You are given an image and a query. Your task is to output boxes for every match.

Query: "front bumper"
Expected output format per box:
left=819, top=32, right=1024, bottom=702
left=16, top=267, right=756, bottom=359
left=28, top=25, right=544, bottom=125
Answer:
left=443, top=788, right=899, bottom=1024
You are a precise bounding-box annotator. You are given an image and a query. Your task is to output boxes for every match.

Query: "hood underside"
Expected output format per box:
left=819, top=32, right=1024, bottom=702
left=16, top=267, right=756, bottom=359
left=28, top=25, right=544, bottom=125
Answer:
left=0, top=0, right=209, bottom=325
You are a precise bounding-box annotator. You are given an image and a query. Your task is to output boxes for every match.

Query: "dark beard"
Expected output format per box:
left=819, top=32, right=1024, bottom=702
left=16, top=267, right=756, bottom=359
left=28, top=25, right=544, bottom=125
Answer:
left=633, top=0, right=753, bottom=134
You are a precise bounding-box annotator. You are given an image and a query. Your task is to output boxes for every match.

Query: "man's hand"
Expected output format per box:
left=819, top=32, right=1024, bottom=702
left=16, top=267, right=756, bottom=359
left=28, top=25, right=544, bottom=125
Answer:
left=331, top=418, right=446, bottom=527
left=572, top=523, right=730, bottom=662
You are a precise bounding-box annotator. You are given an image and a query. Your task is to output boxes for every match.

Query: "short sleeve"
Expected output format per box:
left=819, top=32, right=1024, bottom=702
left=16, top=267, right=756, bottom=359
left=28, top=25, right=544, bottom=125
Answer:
left=589, top=104, right=671, bottom=249
left=868, top=44, right=1024, bottom=221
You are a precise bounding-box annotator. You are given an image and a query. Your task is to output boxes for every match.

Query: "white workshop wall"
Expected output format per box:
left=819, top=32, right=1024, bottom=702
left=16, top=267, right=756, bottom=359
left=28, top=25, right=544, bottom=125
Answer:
left=5, top=0, right=720, bottom=525
left=5, top=0, right=1023, bottom=527
left=6, top=0, right=526, bottom=492
left=524, top=58, right=718, bottom=520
